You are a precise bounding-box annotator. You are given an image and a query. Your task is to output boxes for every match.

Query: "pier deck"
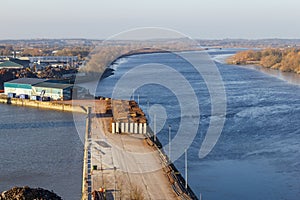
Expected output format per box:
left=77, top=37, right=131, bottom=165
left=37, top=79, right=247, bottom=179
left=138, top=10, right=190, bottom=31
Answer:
left=85, top=100, right=178, bottom=200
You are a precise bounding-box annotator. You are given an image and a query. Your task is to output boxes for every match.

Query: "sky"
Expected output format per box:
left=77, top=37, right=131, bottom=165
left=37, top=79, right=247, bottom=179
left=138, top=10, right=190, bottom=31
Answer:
left=1, top=0, right=300, bottom=40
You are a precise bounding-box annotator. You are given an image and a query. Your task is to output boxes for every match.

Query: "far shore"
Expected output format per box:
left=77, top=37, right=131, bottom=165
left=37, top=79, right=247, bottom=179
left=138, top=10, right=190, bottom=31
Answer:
left=227, top=49, right=300, bottom=74
left=78, top=47, right=203, bottom=82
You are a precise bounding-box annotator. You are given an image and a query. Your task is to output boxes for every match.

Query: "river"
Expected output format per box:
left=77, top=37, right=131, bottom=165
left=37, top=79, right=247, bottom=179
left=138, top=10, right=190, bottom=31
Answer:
left=0, top=49, right=299, bottom=200
left=0, top=106, right=83, bottom=199
left=96, top=49, right=300, bottom=200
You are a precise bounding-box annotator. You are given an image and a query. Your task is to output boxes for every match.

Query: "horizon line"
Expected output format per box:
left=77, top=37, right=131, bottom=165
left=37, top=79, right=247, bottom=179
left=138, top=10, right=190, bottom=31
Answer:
left=1, top=37, right=300, bottom=42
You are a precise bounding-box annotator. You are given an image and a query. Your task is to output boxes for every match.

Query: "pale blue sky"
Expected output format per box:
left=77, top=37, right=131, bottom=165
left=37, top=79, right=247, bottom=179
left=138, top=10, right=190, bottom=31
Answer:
left=1, top=0, right=300, bottom=39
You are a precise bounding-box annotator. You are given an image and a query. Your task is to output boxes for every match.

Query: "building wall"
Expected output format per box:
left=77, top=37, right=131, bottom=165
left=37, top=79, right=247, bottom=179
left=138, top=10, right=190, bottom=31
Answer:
left=4, top=83, right=32, bottom=96
left=4, top=87, right=32, bottom=96
left=63, top=88, right=72, bottom=100
left=33, top=86, right=63, bottom=100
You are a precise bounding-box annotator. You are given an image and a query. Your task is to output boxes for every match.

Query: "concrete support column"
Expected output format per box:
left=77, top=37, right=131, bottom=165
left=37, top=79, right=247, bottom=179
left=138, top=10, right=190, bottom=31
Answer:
left=116, top=122, right=119, bottom=133
left=130, top=123, right=134, bottom=133
left=134, top=123, right=138, bottom=134
left=139, top=123, right=143, bottom=134
left=125, top=123, right=129, bottom=133
left=143, top=123, right=147, bottom=134
left=112, top=123, right=115, bottom=134
left=121, top=123, right=125, bottom=133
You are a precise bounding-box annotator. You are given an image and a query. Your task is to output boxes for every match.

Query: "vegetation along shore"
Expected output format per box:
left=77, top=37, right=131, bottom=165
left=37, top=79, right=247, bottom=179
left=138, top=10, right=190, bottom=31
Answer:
left=227, top=48, right=300, bottom=74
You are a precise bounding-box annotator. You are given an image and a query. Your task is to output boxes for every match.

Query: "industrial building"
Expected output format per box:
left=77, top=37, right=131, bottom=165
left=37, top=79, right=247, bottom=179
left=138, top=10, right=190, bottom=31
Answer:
left=33, top=82, right=73, bottom=100
left=4, top=78, right=46, bottom=97
left=0, top=61, right=24, bottom=69
left=29, top=56, right=78, bottom=64
left=4, top=78, right=74, bottom=100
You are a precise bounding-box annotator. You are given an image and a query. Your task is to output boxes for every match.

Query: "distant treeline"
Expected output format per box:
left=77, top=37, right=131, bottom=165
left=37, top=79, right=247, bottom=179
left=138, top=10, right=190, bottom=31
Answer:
left=198, top=39, right=300, bottom=48
left=227, top=48, right=300, bottom=74
left=81, top=39, right=200, bottom=73
left=2, top=38, right=300, bottom=49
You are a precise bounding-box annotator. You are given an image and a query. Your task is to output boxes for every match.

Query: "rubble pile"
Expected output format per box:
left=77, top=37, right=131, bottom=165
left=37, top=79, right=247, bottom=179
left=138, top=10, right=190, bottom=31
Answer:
left=0, top=186, right=62, bottom=200
left=0, top=69, right=36, bottom=89
left=37, top=66, right=77, bottom=79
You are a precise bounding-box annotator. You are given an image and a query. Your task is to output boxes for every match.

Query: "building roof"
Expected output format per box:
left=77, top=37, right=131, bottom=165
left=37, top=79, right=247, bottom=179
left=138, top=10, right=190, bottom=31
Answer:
left=0, top=61, right=23, bottom=69
left=34, top=82, right=73, bottom=89
left=9, top=58, right=30, bottom=68
left=6, top=78, right=47, bottom=85
left=29, top=56, right=78, bottom=63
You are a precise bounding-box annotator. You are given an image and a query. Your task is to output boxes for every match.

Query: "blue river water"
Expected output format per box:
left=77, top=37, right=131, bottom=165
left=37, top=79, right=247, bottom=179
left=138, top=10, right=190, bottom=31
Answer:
left=0, top=49, right=299, bottom=200
left=96, top=49, right=300, bottom=200
left=0, top=106, right=83, bottom=199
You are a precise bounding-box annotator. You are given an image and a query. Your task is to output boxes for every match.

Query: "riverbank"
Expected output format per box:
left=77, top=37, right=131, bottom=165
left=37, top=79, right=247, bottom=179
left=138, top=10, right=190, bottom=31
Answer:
left=78, top=48, right=203, bottom=84
left=213, top=50, right=300, bottom=86
left=227, top=48, right=300, bottom=74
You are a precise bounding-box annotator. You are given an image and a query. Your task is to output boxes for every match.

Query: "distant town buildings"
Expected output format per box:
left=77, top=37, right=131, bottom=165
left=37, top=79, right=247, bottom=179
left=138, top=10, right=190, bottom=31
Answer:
left=29, top=56, right=78, bottom=65
left=0, top=56, right=78, bottom=69
left=29, top=56, right=77, bottom=69
left=0, top=55, right=79, bottom=87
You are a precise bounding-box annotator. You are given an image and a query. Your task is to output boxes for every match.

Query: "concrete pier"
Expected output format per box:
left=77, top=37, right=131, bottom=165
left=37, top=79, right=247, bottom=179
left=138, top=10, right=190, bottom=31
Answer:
left=84, top=99, right=198, bottom=200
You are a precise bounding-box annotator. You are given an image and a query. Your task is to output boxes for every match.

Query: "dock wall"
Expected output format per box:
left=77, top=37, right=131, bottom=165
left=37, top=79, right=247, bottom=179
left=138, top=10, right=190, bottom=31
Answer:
left=0, top=96, right=87, bottom=114
left=145, top=128, right=198, bottom=200
left=82, top=107, right=92, bottom=200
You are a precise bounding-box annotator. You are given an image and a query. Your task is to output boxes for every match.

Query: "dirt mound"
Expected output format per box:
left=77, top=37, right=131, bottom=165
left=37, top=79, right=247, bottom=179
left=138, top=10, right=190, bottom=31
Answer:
left=0, top=186, right=62, bottom=200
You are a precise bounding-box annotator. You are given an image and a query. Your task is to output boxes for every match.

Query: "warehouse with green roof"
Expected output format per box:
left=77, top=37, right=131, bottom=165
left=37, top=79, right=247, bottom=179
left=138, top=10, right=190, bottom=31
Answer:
left=4, top=78, right=46, bottom=97
left=4, top=78, right=74, bottom=100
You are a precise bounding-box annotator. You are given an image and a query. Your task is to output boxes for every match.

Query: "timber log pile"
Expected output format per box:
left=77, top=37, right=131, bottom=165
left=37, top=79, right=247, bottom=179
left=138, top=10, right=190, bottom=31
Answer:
left=104, top=98, right=147, bottom=124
